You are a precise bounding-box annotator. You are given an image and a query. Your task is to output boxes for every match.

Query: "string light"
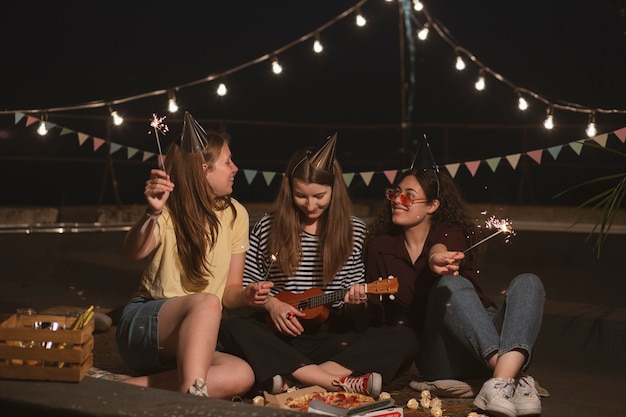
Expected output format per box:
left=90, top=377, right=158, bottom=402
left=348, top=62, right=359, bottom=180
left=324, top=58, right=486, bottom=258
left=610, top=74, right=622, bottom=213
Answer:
left=417, top=23, right=429, bottom=40
left=3, top=0, right=624, bottom=139
left=36, top=113, right=48, bottom=136
left=313, top=32, right=323, bottom=53
left=271, top=56, right=283, bottom=74
left=517, top=92, right=529, bottom=111
left=543, top=107, right=554, bottom=130
left=455, top=54, right=466, bottom=71
left=355, top=7, right=366, bottom=27
left=167, top=90, right=179, bottom=113
left=474, top=70, right=486, bottom=91
left=109, top=107, right=123, bottom=126
left=585, top=112, right=597, bottom=137
left=216, top=81, right=228, bottom=96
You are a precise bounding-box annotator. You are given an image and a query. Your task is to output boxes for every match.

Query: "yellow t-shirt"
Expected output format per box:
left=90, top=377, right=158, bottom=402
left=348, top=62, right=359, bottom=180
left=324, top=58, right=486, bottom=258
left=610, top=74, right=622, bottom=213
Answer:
left=135, top=198, right=249, bottom=302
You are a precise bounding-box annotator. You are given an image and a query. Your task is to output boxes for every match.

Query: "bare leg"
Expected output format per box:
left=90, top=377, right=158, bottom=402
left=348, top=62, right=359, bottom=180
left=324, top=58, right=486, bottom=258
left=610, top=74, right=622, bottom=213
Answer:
left=487, top=348, right=526, bottom=379
left=291, top=361, right=352, bottom=391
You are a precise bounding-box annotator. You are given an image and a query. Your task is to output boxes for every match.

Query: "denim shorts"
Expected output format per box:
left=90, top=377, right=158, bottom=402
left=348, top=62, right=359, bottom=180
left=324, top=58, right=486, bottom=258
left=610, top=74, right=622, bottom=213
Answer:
left=115, top=296, right=176, bottom=374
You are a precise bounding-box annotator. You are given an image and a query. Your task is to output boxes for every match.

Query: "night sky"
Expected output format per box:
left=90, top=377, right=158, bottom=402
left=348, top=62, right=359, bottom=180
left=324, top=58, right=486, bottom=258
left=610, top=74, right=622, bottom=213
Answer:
left=1, top=0, right=625, bottom=207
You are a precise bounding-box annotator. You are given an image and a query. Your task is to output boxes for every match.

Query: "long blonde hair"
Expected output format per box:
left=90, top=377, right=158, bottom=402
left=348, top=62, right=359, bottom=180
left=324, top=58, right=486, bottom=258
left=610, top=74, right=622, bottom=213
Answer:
left=269, top=148, right=354, bottom=285
left=164, top=130, right=236, bottom=292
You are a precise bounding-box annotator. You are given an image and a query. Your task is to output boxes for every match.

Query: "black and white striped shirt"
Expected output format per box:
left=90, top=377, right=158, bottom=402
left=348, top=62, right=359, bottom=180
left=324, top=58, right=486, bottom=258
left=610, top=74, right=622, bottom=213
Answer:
left=243, top=213, right=367, bottom=308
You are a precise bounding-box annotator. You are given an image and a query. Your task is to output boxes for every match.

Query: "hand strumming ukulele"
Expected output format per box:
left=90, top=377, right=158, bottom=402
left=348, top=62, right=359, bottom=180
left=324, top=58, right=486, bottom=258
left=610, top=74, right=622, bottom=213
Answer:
left=268, top=277, right=398, bottom=330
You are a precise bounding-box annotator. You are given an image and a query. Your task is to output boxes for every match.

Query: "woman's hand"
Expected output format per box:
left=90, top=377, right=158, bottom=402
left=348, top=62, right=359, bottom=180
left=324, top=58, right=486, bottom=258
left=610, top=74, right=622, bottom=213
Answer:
left=144, top=169, right=174, bottom=212
left=243, top=281, right=274, bottom=307
left=265, top=297, right=305, bottom=337
left=344, top=283, right=368, bottom=305
left=429, top=251, right=464, bottom=276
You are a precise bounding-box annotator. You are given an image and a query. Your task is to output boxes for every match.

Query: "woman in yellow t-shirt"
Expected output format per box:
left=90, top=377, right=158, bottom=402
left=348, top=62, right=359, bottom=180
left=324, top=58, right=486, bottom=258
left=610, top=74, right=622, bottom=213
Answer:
left=116, top=112, right=268, bottom=399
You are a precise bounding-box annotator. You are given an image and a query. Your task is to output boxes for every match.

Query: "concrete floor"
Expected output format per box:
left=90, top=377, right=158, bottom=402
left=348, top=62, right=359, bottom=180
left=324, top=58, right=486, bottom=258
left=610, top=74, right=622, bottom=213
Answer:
left=0, top=212, right=625, bottom=416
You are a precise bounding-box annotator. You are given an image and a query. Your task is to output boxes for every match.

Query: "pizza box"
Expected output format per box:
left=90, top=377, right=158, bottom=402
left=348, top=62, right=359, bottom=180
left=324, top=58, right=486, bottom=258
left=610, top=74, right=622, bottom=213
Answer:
left=263, top=386, right=403, bottom=417
left=264, top=385, right=327, bottom=409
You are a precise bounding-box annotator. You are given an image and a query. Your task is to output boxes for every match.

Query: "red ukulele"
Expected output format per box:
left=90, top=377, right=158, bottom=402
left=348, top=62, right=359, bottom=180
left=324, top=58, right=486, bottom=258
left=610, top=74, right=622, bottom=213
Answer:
left=268, top=277, right=398, bottom=329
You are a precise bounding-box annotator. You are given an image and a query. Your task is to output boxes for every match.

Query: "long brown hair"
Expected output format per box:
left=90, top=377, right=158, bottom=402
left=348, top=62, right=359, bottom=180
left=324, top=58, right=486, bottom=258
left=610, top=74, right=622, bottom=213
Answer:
left=269, top=148, right=354, bottom=285
left=164, top=130, right=236, bottom=292
left=367, top=169, right=486, bottom=265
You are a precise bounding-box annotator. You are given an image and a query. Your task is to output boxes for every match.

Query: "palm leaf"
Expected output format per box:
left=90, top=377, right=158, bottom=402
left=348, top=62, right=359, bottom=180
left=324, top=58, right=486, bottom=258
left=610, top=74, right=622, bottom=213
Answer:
left=553, top=143, right=625, bottom=258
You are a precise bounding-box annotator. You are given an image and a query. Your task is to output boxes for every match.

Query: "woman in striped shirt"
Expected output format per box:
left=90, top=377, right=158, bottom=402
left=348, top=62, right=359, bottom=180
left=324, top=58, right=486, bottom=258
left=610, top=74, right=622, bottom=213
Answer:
left=219, top=134, right=416, bottom=398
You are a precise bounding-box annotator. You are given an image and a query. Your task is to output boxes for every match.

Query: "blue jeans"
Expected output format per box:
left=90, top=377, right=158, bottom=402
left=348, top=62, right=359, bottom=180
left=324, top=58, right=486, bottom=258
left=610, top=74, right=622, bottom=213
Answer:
left=417, top=273, right=545, bottom=380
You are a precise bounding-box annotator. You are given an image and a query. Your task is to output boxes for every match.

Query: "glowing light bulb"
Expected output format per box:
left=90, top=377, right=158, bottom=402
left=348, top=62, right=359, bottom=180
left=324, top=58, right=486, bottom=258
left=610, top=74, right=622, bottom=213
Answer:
left=413, top=0, right=424, bottom=11
left=168, top=98, right=178, bottom=113
left=313, top=38, right=323, bottom=53
left=355, top=9, right=366, bottom=27
left=111, top=110, right=123, bottom=126
left=37, top=121, right=48, bottom=136
left=455, top=55, right=466, bottom=70
left=217, top=82, right=227, bottom=96
left=272, top=58, right=282, bottom=74
left=474, top=73, right=486, bottom=91
left=517, top=95, right=528, bottom=111
left=543, top=113, right=554, bottom=130
left=417, top=25, right=429, bottom=40
left=585, top=113, right=597, bottom=137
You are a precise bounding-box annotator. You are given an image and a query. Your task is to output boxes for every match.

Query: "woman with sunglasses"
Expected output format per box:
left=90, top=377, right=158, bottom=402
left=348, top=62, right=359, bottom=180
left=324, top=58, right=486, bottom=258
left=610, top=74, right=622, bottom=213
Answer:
left=365, top=140, right=545, bottom=417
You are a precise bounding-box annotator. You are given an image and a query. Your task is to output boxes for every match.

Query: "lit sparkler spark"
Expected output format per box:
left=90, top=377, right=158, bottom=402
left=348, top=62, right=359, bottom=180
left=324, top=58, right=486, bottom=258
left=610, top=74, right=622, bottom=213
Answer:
left=464, top=215, right=516, bottom=253
left=263, top=252, right=278, bottom=281
left=149, top=113, right=169, bottom=172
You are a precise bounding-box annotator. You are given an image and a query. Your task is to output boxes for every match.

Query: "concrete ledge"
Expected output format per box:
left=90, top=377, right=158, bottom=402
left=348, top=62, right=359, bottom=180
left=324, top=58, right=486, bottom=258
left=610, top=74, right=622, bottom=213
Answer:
left=0, top=377, right=309, bottom=417
left=1, top=203, right=625, bottom=234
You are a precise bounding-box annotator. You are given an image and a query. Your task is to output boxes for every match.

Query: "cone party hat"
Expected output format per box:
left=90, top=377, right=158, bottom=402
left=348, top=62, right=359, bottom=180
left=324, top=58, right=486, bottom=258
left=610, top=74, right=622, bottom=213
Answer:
left=178, top=111, right=208, bottom=153
left=309, top=133, right=337, bottom=172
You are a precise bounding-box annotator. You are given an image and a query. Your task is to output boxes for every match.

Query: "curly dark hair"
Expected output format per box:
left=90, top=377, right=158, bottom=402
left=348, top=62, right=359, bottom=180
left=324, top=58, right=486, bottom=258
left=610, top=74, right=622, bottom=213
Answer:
left=366, top=169, right=486, bottom=265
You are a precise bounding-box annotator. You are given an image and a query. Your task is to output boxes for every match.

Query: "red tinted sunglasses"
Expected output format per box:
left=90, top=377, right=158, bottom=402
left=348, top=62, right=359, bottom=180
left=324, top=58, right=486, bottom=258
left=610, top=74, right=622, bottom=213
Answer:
left=385, top=189, right=428, bottom=207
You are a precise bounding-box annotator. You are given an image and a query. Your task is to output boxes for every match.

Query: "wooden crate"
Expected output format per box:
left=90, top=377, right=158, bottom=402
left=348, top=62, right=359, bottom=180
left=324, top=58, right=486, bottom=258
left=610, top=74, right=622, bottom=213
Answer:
left=0, top=313, right=94, bottom=382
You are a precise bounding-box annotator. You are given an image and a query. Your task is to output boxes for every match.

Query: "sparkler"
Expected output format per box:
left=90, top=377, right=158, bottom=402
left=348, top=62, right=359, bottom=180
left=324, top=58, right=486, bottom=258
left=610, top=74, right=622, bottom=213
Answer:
left=149, top=113, right=169, bottom=173
left=464, top=215, right=516, bottom=253
left=263, top=252, right=278, bottom=281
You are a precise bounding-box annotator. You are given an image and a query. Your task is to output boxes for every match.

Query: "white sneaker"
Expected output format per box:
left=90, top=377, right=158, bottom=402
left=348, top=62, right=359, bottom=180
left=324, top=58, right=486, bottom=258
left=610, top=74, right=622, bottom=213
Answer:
left=188, top=377, right=209, bottom=397
left=473, top=377, right=516, bottom=417
left=513, top=375, right=542, bottom=416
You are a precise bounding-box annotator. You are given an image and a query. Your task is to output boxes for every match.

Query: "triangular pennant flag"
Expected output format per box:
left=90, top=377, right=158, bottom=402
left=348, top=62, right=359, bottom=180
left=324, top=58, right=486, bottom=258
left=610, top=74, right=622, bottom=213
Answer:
left=77, top=132, right=89, bottom=146
left=592, top=133, right=608, bottom=147
left=614, top=126, right=626, bottom=142
left=527, top=149, right=543, bottom=164
left=262, top=171, right=275, bottom=186
left=127, top=147, right=139, bottom=159
left=142, top=151, right=155, bottom=162
left=547, top=145, right=562, bottom=160
left=383, top=169, right=398, bottom=184
left=465, top=160, right=481, bottom=177
left=569, top=140, right=584, bottom=155
left=360, top=171, right=374, bottom=186
left=93, top=137, right=105, bottom=151
left=25, top=116, right=38, bottom=127
left=244, top=169, right=257, bottom=185
left=14, top=112, right=25, bottom=124
left=60, top=127, right=74, bottom=135
left=109, top=143, right=123, bottom=154
left=486, top=157, right=500, bottom=172
left=343, top=172, right=355, bottom=187
left=43, top=121, right=55, bottom=131
left=505, top=153, right=521, bottom=169
left=445, top=163, right=460, bottom=178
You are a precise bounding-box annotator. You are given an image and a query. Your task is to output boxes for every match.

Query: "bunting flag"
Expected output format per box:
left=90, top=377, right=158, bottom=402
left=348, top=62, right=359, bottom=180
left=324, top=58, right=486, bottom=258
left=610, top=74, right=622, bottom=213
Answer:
left=11, top=112, right=625, bottom=187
